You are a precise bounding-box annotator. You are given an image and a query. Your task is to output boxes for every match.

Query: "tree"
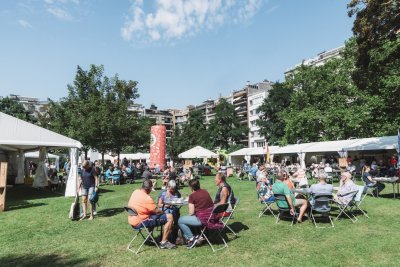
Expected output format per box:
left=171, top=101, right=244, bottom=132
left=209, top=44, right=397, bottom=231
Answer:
left=0, top=97, right=36, bottom=123
left=281, top=39, right=373, bottom=143
left=208, top=98, right=248, bottom=149
left=348, top=0, right=400, bottom=135
left=46, top=65, right=142, bottom=160
left=256, top=82, right=293, bottom=145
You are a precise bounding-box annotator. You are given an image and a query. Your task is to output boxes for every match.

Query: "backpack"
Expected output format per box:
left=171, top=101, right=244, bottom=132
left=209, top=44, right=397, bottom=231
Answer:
left=89, top=190, right=99, bottom=205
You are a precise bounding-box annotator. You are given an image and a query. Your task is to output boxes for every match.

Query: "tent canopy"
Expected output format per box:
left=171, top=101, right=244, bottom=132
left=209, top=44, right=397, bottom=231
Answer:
left=302, top=139, right=358, bottom=153
left=229, top=146, right=279, bottom=156
left=272, top=143, right=318, bottom=155
left=343, top=136, right=398, bottom=151
left=25, top=151, right=60, bottom=159
left=0, top=112, right=82, bottom=152
left=178, top=146, right=218, bottom=159
left=119, top=153, right=150, bottom=160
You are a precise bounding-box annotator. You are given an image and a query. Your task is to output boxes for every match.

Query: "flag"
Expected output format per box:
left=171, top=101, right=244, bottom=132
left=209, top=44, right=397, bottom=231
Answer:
left=266, top=143, right=270, bottom=163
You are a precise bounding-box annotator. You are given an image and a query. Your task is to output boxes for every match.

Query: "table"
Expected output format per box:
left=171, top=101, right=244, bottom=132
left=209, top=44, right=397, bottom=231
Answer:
left=163, top=199, right=189, bottom=208
left=372, top=177, right=399, bottom=199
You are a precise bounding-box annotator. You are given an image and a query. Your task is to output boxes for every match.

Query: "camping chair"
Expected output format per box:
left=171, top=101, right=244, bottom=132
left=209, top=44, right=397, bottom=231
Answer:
left=310, top=194, right=334, bottom=228
left=362, top=180, right=378, bottom=198
left=334, top=190, right=359, bottom=223
left=124, top=206, right=160, bottom=254
left=199, top=203, right=229, bottom=252
left=112, top=172, right=121, bottom=185
left=220, top=198, right=239, bottom=237
left=274, top=194, right=297, bottom=225
left=352, top=185, right=369, bottom=219
left=258, top=192, right=276, bottom=218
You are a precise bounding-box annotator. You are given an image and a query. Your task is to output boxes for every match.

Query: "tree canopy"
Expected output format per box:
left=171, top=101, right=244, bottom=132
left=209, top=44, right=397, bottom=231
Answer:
left=0, top=97, right=37, bottom=123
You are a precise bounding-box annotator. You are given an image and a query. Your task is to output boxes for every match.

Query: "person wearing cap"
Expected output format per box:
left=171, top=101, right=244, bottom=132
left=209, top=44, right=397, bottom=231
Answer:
left=78, top=160, right=99, bottom=220
left=272, top=173, right=308, bottom=223
left=127, top=180, right=176, bottom=249
left=334, top=172, right=358, bottom=205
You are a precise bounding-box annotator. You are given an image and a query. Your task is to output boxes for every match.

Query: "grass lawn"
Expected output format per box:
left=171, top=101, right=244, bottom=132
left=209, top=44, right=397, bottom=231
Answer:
left=1, top=175, right=400, bottom=267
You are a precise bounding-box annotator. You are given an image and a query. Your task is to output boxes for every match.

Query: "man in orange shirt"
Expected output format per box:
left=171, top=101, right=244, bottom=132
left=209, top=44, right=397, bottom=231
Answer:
left=127, top=180, right=176, bottom=249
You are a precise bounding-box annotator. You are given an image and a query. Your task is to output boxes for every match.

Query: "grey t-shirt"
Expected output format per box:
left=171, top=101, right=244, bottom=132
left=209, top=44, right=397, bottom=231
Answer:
left=310, top=183, right=333, bottom=195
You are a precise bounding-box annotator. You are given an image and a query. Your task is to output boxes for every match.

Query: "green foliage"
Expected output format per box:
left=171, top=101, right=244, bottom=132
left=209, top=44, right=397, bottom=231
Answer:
left=46, top=65, right=144, bottom=157
left=0, top=97, right=36, bottom=123
left=208, top=98, right=248, bottom=149
left=348, top=0, right=400, bottom=135
left=256, top=82, right=293, bottom=145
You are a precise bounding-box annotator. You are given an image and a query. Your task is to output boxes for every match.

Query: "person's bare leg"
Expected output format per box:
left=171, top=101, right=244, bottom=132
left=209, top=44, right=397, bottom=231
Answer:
left=298, top=202, right=308, bottom=222
left=80, top=196, right=87, bottom=220
left=161, top=214, right=174, bottom=242
left=88, top=202, right=94, bottom=220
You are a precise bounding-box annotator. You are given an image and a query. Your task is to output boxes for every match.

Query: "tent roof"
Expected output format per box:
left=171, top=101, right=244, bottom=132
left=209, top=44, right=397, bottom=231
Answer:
left=25, top=151, right=59, bottom=159
left=119, top=153, right=150, bottom=160
left=272, top=142, right=318, bottom=154
left=229, top=146, right=279, bottom=156
left=302, top=139, right=358, bottom=153
left=178, top=146, right=218, bottom=159
left=343, top=136, right=398, bottom=151
left=0, top=112, right=82, bottom=152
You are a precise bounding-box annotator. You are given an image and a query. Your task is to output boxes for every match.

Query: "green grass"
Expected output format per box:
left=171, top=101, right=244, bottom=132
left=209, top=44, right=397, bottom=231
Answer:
left=1, top=176, right=400, bottom=266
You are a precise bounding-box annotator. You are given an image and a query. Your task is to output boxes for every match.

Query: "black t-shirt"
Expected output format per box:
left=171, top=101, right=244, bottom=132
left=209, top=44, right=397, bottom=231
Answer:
left=81, top=167, right=96, bottom=188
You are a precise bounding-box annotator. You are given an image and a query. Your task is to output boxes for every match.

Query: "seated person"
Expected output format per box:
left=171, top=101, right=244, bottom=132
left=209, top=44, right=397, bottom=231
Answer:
left=111, top=166, right=121, bottom=185
left=249, top=164, right=258, bottom=180
left=256, top=165, right=267, bottom=183
left=334, top=172, right=358, bottom=205
left=154, top=163, right=161, bottom=175
left=362, top=165, right=385, bottom=196
left=142, top=166, right=156, bottom=190
left=291, top=168, right=308, bottom=188
left=309, top=170, right=333, bottom=206
left=168, top=167, right=177, bottom=181
left=105, top=166, right=113, bottom=182
left=158, top=180, right=182, bottom=215
left=282, top=171, right=295, bottom=189
left=272, top=173, right=308, bottom=223
left=178, top=180, right=214, bottom=249
left=257, top=174, right=274, bottom=202
left=127, top=180, right=176, bottom=249
left=214, top=173, right=236, bottom=213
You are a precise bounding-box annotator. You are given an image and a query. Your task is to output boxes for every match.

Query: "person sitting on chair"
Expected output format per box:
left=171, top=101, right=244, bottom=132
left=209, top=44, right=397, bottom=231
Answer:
left=257, top=174, right=274, bottom=202
left=334, top=172, right=358, bottom=205
left=127, top=180, right=176, bottom=249
left=362, top=165, right=385, bottom=196
left=158, top=180, right=182, bottom=215
left=291, top=168, right=308, bottom=188
left=178, top=179, right=214, bottom=249
left=214, top=173, right=236, bottom=211
left=309, top=170, right=333, bottom=205
left=272, top=173, right=308, bottom=223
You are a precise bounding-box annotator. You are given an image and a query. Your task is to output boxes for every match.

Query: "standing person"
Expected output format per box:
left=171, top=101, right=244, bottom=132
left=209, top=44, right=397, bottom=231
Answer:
left=79, top=160, right=99, bottom=220
left=178, top=180, right=214, bottom=249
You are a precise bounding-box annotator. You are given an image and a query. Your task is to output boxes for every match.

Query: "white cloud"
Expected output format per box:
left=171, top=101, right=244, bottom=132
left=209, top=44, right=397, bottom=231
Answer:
left=18, top=19, right=33, bottom=28
left=121, top=0, right=264, bottom=43
left=47, top=7, right=73, bottom=20
left=265, top=4, right=279, bottom=14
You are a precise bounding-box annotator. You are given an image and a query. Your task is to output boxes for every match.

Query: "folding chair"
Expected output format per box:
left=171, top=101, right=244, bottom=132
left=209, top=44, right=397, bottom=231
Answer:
left=274, top=194, right=297, bottom=225
left=362, top=181, right=378, bottom=198
left=124, top=206, right=160, bottom=254
left=334, top=190, right=359, bottom=223
left=352, top=185, right=369, bottom=219
left=221, top=198, right=239, bottom=237
left=112, top=172, right=121, bottom=185
left=199, top=203, right=229, bottom=252
left=258, top=192, right=276, bottom=218
left=310, top=194, right=334, bottom=228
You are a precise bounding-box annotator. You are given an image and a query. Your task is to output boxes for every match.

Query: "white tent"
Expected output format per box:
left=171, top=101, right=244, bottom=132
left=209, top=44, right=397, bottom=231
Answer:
left=25, top=151, right=60, bottom=171
left=228, top=146, right=279, bottom=166
left=119, top=153, right=150, bottom=161
left=343, top=136, right=398, bottom=151
left=0, top=112, right=82, bottom=193
left=178, top=146, right=218, bottom=159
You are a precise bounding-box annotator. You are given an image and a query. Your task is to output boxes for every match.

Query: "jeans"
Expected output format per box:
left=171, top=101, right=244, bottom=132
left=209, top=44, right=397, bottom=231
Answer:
left=178, top=215, right=202, bottom=240
left=368, top=182, right=385, bottom=194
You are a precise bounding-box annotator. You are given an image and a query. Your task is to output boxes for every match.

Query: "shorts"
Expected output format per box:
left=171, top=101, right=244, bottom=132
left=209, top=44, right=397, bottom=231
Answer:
left=81, top=186, right=95, bottom=196
left=295, top=198, right=307, bottom=207
left=137, top=214, right=168, bottom=229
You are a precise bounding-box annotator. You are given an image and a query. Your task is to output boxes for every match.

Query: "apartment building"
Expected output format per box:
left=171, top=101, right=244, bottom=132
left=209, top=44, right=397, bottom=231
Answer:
left=4, top=94, right=49, bottom=118
left=284, top=45, right=345, bottom=76
left=247, top=81, right=273, bottom=148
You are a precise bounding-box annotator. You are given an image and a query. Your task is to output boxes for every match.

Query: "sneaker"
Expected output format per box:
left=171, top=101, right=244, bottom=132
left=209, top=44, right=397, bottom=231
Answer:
left=186, top=236, right=198, bottom=249
left=196, top=235, right=205, bottom=245
left=160, top=241, right=176, bottom=249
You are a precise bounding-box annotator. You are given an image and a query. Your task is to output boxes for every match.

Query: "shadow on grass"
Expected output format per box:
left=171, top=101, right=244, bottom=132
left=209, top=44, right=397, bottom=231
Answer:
left=95, top=207, right=124, bottom=217
left=0, top=253, right=88, bottom=267
left=226, top=221, right=249, bottom=233
left=6, top=201, right=47, bottom=211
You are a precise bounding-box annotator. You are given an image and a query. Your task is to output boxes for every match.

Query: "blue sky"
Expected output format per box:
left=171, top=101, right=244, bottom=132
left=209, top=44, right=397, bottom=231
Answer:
left=0, top=0, right=355, bottom=110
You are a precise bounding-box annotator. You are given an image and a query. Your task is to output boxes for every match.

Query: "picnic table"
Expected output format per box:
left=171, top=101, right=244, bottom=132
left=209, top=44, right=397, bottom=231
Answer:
left=372, top=176, right=399, bottom=199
